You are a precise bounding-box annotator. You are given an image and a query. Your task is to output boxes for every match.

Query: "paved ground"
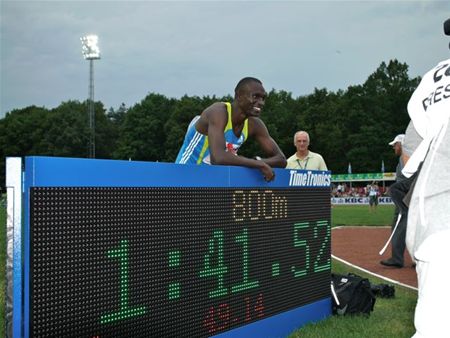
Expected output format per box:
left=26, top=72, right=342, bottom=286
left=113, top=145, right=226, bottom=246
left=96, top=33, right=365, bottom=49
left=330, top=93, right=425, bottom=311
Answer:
left=332, top=226, right=417, bottom=289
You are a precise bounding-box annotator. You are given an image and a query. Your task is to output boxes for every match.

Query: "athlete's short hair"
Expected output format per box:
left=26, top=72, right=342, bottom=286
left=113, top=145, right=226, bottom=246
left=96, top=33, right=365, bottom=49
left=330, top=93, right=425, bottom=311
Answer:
left=234, top=77, right=262, bottom=95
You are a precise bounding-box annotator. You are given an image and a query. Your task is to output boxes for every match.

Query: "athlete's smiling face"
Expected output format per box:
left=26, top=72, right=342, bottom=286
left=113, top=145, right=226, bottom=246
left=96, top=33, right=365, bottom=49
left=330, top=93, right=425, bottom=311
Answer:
left=238, top=82, right=267, bottom=117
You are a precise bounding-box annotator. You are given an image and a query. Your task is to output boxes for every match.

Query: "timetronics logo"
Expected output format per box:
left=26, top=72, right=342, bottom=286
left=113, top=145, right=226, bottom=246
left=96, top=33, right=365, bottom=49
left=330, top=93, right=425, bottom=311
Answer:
left=288, top=170, right=331, bottom=187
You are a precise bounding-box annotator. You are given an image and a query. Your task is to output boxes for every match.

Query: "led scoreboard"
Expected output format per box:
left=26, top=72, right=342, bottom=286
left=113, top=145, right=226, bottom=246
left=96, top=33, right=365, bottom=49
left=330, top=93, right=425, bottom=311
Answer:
left=6, top=157, right=332, bottom=338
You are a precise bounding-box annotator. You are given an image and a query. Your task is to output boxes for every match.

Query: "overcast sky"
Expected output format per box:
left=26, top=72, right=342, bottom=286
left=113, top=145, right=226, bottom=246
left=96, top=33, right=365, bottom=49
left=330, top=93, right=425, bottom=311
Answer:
left=1, top=1, right=449, bottom=117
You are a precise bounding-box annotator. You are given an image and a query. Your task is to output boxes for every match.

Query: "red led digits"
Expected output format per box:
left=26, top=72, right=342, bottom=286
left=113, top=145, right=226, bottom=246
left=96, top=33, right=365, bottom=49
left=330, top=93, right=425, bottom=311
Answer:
left=203, top=306, right=216, bottom=334
left=217, top=303, right=230, bottom=331
left=203, top=294, right=265, bottom=334
left=254, top=293, right=265, bottom=318
left=244, top=296, right=251, bottom=322
left=245, top=293, right=264, bottom=321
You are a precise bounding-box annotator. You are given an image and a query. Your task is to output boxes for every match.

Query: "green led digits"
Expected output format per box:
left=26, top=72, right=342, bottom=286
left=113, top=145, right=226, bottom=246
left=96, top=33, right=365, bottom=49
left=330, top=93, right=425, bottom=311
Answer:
left=199, top=230, right=228, bottom=298
left=168, top=250, right=181, bottom=300
left=271, top=263, right=280, bottom=277
left=231, top=228, right=259, bottom=293
left=100, top=240, right=147, bottom=324
left=291, top=220, right=331, bottom=278
left=291, top=222, right=310, bottom=277
left=313, top=220, right=331, bottom=272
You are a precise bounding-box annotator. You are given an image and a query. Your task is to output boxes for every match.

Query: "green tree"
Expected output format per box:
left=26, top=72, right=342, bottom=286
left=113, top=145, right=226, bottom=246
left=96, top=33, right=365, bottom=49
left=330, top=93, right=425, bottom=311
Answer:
left=107, top=103, right=127, bottom=127
left=0, top=106, right=50, bottom=191
left=0, top=106, right=49, bottom=155
left=344, top=60, right=420, bottom=172
left=40, top=100, right=113, bottom=158
left=114, top=94, right=176, bottom=161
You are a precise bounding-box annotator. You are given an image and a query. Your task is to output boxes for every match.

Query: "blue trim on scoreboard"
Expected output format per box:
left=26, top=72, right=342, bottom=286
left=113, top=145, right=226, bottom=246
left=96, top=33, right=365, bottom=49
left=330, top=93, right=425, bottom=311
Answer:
left=24, top=156, right=331, bottom=188
left=19, top=156, right=331, bottom=338
left=213, top=298, right=331, bottom=338
left=23, top=160, right=32, bottom=338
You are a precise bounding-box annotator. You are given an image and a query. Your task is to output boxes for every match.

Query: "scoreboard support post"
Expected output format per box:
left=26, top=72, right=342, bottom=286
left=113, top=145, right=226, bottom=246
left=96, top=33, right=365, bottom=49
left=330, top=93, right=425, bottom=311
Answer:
left=5, top=156, right=332, bottom=338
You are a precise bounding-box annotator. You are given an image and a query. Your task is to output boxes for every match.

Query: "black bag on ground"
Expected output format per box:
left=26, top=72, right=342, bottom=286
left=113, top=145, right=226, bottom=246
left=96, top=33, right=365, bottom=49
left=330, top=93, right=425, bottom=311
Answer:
left=331, top=273, right=376, bottom=316
left=371, top=283, right=395, bottom=298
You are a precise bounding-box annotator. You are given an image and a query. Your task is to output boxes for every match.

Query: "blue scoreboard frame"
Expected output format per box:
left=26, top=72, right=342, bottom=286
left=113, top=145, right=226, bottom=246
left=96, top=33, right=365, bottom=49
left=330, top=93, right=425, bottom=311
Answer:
left=6, top=156, right=332, bottom=337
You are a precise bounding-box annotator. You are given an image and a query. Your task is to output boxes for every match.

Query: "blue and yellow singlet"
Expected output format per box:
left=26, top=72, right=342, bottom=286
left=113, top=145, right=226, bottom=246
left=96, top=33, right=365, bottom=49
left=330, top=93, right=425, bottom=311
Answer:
left=175, top=102, right=248, bottom=165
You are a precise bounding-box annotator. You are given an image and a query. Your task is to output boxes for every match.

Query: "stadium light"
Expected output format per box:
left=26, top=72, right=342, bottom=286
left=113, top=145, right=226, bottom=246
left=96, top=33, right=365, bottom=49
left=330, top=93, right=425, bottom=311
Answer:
left=80, top=35, right=100, bottom=60
left=80, top=34, right=101, bottom=158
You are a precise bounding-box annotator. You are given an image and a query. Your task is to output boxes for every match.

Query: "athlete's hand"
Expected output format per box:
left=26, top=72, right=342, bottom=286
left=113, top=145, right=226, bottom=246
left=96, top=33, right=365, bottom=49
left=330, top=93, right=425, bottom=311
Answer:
left=258, top=162, right=275, bottom=182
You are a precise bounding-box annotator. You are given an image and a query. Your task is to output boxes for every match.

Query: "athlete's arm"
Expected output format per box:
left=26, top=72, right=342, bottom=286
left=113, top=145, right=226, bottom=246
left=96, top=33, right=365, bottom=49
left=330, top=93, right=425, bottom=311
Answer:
left=206, top=105, right=276, bottom=181
left=249, top=117, right=287, bottom=168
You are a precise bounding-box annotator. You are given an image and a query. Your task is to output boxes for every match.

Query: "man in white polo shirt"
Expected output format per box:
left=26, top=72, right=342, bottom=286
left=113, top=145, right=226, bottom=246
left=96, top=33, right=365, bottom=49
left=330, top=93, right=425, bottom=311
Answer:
left=285, top=131, right=327, bottom=170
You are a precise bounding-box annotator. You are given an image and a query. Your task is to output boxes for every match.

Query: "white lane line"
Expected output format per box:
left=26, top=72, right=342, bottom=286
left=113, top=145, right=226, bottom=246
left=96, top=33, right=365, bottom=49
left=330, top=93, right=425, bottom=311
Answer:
left=332, top=255, right=417, bottom=291
left=332, top=226, right=418, bottom=291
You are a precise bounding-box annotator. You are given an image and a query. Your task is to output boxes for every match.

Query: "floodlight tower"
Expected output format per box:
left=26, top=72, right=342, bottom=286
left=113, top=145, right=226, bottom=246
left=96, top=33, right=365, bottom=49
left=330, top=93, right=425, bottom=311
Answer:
left=80, top=35, right=101, bottom=158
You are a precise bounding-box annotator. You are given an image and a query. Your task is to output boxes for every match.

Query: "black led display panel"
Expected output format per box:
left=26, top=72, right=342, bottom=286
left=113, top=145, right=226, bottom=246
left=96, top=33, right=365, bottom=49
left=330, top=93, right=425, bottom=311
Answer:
left=30, top=187, right=331, bottom=337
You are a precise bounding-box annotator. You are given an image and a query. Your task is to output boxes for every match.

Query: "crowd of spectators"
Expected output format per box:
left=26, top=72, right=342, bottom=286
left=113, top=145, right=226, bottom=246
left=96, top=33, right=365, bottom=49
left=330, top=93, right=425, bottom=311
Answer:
left=331, top=182, right=389, bottom=197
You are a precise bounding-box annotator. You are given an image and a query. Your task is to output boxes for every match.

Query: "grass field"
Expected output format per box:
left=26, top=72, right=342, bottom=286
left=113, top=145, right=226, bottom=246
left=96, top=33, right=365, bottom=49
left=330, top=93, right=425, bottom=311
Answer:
left=332, top=204, right=395, bottom=227
left=0, top=203, right=414, bottom=337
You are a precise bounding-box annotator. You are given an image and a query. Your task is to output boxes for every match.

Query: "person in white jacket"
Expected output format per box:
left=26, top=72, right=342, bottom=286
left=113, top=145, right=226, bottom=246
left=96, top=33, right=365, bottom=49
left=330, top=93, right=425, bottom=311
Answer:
left=405, top=18, right=450, bottom=338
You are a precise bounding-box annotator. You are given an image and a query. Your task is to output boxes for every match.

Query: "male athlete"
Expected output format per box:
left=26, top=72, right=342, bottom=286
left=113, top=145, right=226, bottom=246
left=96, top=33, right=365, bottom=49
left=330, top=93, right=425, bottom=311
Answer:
left=175, top=77, right=286, bottom=181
